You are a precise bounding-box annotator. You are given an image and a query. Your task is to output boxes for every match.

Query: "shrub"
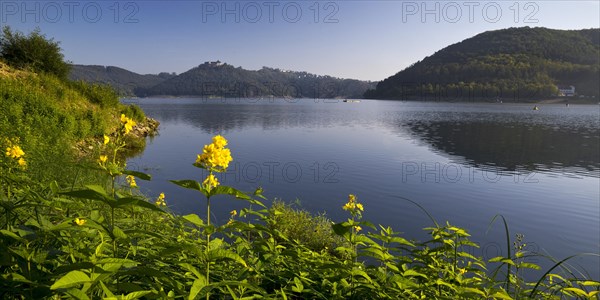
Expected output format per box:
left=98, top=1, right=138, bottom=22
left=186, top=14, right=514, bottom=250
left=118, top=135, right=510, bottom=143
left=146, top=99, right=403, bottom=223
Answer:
left=0, top=26, right=70, bottom=80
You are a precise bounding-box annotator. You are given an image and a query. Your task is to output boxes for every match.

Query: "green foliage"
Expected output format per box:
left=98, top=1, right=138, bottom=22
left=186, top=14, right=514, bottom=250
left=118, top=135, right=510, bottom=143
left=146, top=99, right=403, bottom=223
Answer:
left=68, top=80, right=121, bottom=108
left=0, top=26, right=71, bottom=80
left=268, top=200, right=346, bottom=253
left=367, top=27, right=600, bottom=99
left=120, top=104, right=146, bottom=123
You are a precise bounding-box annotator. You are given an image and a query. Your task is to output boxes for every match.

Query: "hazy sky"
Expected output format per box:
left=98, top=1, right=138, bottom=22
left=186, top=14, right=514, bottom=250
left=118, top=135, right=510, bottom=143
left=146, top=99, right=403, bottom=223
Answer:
left=2, top=1, right=599, bottom=81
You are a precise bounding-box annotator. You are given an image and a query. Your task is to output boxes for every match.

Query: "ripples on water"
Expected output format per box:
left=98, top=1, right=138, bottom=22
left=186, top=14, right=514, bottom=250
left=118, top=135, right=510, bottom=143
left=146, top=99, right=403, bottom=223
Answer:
left=126, top=98, right=599, bottom=279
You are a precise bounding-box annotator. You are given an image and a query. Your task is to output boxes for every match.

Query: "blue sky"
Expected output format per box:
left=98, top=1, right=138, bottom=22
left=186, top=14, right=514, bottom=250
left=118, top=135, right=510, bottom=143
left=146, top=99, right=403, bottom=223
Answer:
left=2, top=1, right=599, bottom=81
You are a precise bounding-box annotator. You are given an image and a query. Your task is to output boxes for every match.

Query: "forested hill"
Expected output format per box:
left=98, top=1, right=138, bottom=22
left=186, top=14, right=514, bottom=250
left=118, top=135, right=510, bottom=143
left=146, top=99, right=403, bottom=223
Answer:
left=70, top=63, right=376, bottom=99
left=134, top=62, right=376, bottom=99
left=69, top=65, right=175, bottom=96
left=365, top=27, right=600, bottom=100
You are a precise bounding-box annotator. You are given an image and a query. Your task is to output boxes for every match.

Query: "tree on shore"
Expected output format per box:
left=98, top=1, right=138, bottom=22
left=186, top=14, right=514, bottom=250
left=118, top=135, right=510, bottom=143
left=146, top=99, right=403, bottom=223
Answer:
left=0, top=26, right=70, bottom=80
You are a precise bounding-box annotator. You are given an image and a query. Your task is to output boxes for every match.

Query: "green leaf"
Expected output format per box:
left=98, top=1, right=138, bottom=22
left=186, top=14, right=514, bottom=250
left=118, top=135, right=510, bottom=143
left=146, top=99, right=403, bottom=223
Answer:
left=183, top=214, right=205, bottom=227
left=210, top=185, right=252, bottom=201
left=170, top=180, right=206, bottom=196
left=208, top=249, right=247, bottom=267
left=389, top=236, right=415, bottom=247
left=332, top=222, right=351, bottom=236
left=562, top=287, right=588, bottom=297
left=402, top=269, right=428, bottom=279
left=99, top=281, right=115, bottom=297
left=460, top=287, right=486, bottom=297
left=112, top=226, right=128, bottom=240
left=519, top=262, right=541, bottom=270
left=490, top=290, right=513, bottom=300
left=121, top=291, right=154, bottom=300
left=189, top=277, right=207, bottom=300
left=122, top=170, right=151, bottom=181
left=0, top=229, right=24, bottom=241
left=66, top=288, right=91, bottom=300
left=61, top=185, right=113, bottom=204
left=115, top=197, right=165, bottom=212
left=50, top=270, right=91, bottom=290
left=351, top=269, right=373, bottom=283
left=292, top=277, right=304, bottom=293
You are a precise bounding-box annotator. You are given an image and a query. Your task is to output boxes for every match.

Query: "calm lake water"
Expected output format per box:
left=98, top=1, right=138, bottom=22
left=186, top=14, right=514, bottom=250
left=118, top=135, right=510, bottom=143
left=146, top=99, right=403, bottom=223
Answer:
left=125, top=98, right=600, bottom=280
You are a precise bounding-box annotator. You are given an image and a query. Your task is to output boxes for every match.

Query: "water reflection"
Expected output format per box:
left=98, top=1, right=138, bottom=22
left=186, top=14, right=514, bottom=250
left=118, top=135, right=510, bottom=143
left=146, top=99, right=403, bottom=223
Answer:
left=141, top=99, right=600, bottom=177
left=402, top=120, right=600, bottom=177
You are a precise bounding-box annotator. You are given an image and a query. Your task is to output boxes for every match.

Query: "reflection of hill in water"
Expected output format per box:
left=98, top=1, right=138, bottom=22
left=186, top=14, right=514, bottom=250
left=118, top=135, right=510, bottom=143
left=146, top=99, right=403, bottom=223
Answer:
left=143, top=102, right=358, bottom=133
left=404, top=120, right=600, bottom=176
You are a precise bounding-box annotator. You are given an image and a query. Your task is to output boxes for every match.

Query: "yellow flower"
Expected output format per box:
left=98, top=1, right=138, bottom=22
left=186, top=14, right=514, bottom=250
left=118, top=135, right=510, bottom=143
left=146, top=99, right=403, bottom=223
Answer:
left=458, top=268, right=467, bottom=275
left=226, top=219, right=234, bottom=226
left=17, top=157, right=26, bottom=167
left=355, top=226, right=362, bottom=232
left=155, top=192, right=166, bottom=206
left=120, top=114, right=136, bottom=134
left=343, top=202, right=355, bottom=211
left=74, top=218, right=86, bottom=226
left=103, top=135, right=110, bottom=145
left=203, top=174, right=220, bottom=191
left=212, top=135, right=228, bottom=148
left=98, top=155, right=108, bottom=164
left=5, top=145, right=25, bottom=159
left=126, top=175, right=137, bottom=188
left=196, top=136, right=233, bottom=171
left=356, top=203, right=364, bottom=211
left=230, top=210, right=237, bottom=217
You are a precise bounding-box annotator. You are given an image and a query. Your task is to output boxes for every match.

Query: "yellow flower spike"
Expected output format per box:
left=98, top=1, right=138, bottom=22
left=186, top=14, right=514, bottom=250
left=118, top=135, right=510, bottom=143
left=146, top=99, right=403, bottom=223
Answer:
left=98, top=155, right=108, bottom=164
left=355, top=226, right=362, bottom=232
left=155, top=193, right=166, bottom=206
left=103, top=135, right=110, bottom=145
left=203, top=174, right=220, bottom=191
left=126, top=175, right=137, bottom=188
left=196, top=136, right=233, bottom=171
left=230, top=210, right=237, bottom=217
left=74, top=218, right=86, bottom=226
left=120, top=114, right=127, bottom=123
left=459, top=268, right=467, bottom=275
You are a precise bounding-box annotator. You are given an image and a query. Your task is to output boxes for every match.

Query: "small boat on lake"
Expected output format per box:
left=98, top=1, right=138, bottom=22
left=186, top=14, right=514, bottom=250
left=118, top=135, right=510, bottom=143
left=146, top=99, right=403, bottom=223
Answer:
left=343, top=99, right=361, bottom=103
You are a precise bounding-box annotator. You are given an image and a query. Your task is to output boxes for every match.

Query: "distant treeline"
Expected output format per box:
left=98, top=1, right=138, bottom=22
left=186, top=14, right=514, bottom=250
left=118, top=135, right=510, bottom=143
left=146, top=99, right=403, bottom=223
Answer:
left=71, top=62, right=376, bottom=99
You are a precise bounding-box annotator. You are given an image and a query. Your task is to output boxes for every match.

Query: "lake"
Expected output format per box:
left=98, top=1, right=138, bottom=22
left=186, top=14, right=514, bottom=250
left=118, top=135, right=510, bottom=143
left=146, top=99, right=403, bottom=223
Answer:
left=125, top=98, right=599, bottom=280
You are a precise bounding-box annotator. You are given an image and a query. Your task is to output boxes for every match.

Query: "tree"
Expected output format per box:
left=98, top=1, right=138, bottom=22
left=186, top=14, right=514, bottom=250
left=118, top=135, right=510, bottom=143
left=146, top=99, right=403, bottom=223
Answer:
left=0, top=26, right=70, bottom=80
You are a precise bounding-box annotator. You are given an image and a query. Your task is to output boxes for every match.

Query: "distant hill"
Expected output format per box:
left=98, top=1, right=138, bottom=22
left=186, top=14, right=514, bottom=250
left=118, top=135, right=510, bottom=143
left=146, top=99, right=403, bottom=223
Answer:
left=365, top=27, right=600, bottom=100
left=70, top=62, right=376, bottom=99
left=69, top=65, right=175, bottom=96
left=134, top=61, right=376, bottom=99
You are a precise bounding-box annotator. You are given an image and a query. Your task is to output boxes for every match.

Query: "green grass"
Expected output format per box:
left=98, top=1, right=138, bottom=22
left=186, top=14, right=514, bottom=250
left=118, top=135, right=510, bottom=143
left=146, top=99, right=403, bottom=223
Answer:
left=0, top=62, right=146, bottom=185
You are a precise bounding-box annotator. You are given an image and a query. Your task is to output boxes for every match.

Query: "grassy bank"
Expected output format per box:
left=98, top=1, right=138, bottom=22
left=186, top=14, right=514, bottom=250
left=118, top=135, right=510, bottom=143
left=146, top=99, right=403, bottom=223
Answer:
left=0, top=61, right=153, bottom=184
